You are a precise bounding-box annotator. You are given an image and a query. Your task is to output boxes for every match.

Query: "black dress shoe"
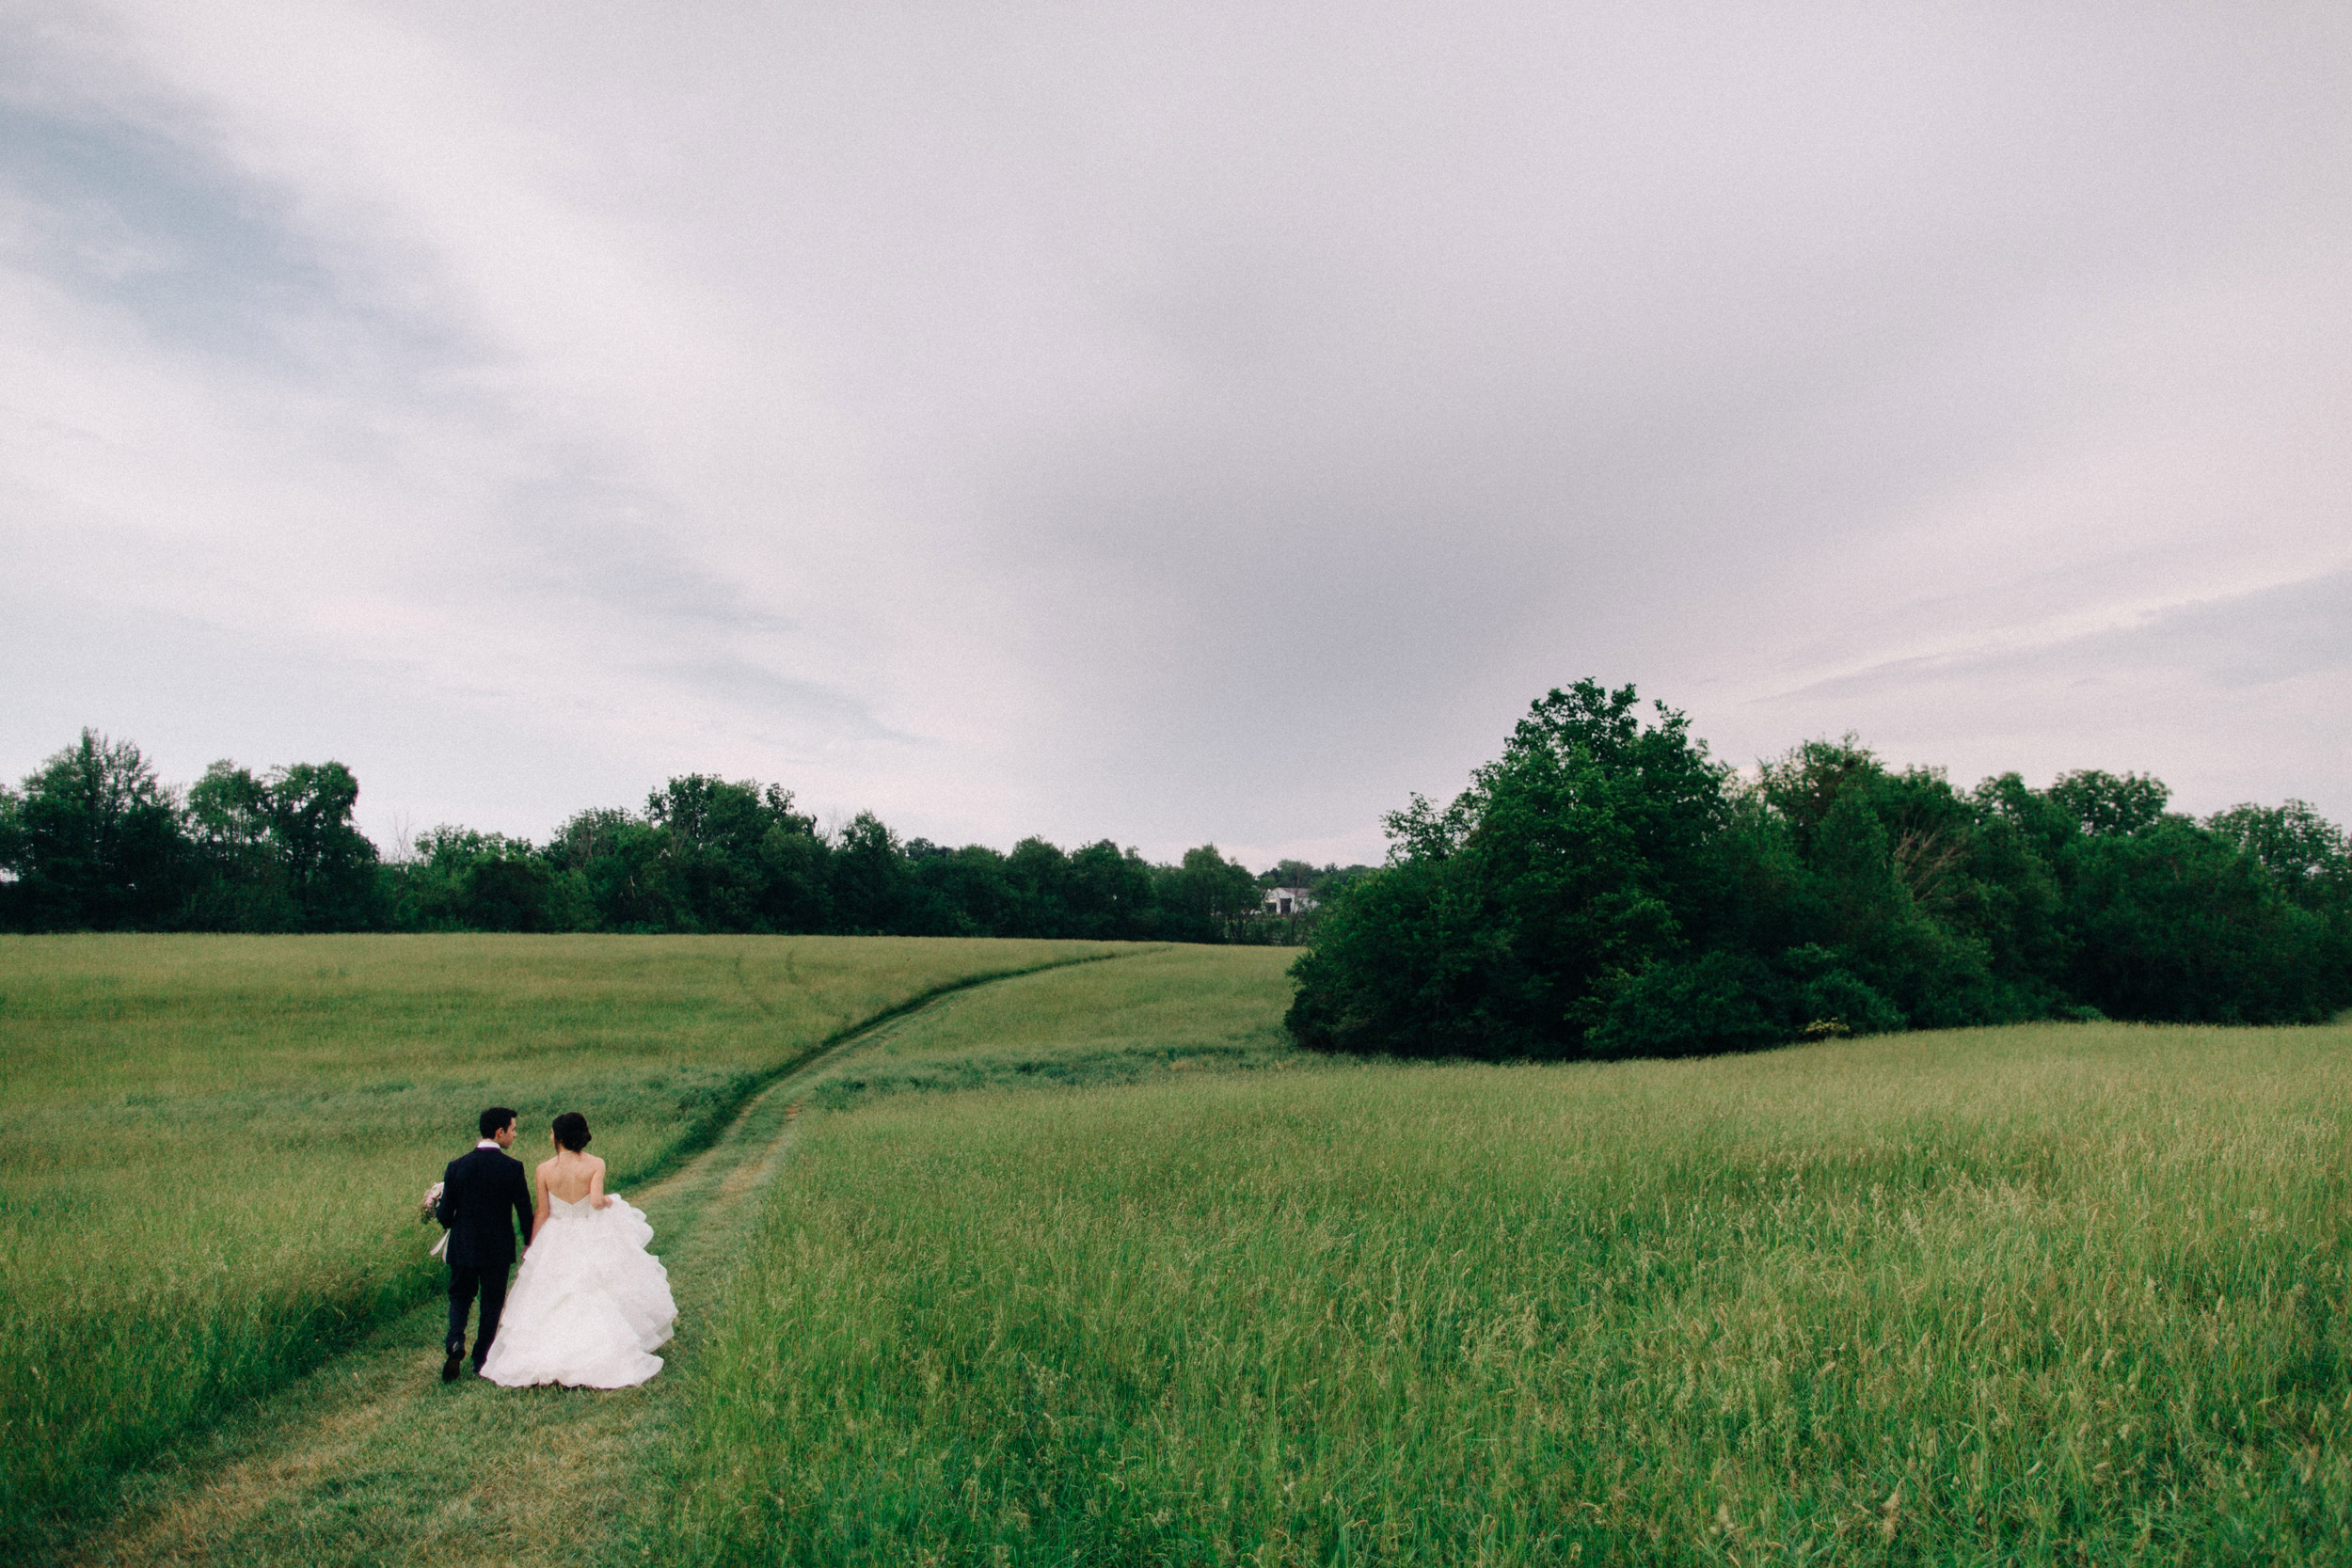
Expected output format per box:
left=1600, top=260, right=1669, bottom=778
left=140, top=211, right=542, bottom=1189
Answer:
left=442, top=1350, right=464, bottom=1383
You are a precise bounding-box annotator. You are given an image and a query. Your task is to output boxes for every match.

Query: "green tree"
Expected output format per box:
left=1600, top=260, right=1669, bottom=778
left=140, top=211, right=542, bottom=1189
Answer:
left=1066, top=839, right=1157, bottom=940
left=1291, top=683, right=2352, bottom=1062
left=1754, top=741, right=2051, bottom=1028
left=1288, top=680, right=1733, bottom=1058
left=548, top=807, right=677, bottom=931
left=1986, top=773, right=2345, bottom=1024
left=755, top=814, right=834, bottom=932
left=2062, top=821, right=2340, bottom=1023
left=829, top=811, right=912, bottom=934
left=646, top=775, right=823, bottom=932
left=394, top=827, right=552, bottom=931
left=183, top=762, right=299, bottom=930
left=2206, top=800, right=2352, bottom=914
left=2046, top=769, right=2171, bottom=838
left=1282, top=854, right=1509, bottom=1055
left=1003, top=837, right=1073, bottom=938
left=0, top=784, right=24, bottom=927
left=264, top=762, right=380, bottom=929
left=1158, top=844, right=1261, bottom=942
left=907, top=841, right=1009, bottom=937
left=3, top=731, right=188, bottom=930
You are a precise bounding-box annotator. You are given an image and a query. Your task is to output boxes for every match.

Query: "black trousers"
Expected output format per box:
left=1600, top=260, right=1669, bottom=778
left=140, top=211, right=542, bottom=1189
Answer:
left=446, top=1261, right=512, bottom=1364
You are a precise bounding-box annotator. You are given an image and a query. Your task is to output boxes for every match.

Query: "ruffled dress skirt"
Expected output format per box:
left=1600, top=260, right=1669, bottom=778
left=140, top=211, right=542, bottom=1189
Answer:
left=480, top=1194, right=676, bottom=1388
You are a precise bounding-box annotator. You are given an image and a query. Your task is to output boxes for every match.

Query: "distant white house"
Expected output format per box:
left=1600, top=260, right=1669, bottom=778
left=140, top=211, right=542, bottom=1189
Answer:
left=1263, top=885, right=1317, bottom=917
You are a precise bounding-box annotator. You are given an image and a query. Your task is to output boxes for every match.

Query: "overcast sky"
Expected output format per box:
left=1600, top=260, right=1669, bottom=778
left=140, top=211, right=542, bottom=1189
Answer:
left=3, top=2, right=2345, bottom=866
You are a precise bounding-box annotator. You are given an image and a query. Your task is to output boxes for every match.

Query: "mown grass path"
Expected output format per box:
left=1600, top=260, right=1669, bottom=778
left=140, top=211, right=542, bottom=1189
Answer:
left=57, top=968, right=1098, bottom=1568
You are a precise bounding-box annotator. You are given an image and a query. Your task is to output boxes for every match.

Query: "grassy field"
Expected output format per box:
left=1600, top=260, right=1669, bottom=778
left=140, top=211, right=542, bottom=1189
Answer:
left=0, top=932, right=1130, bottom=1552
left=802, top=942, right=1301, bottom=1108
left=12, top=937, right=2352, bottom=1565
left=659, top=1016, right=2352, bottom=1565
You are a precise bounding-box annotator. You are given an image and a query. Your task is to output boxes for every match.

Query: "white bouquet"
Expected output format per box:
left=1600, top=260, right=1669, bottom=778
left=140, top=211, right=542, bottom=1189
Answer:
left=421, top=1180, right=450, bottom=1259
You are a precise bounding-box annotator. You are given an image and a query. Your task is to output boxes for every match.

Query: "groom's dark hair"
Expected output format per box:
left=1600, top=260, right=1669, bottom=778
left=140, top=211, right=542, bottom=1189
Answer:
left=480, top=1106, right=517, bottom=1139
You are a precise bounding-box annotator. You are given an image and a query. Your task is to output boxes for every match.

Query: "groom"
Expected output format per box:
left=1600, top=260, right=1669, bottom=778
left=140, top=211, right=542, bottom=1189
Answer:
left=435, top=1105, right=534, bottom=1383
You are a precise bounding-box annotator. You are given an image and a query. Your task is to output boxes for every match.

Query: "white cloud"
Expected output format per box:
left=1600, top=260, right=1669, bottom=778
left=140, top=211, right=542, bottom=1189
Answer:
left=4, top=0, right=2348, bottom=862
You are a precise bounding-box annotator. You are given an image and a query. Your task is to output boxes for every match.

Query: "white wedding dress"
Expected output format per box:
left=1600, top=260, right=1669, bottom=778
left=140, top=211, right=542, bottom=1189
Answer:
left=480, top=1191, right=677, bottom=1388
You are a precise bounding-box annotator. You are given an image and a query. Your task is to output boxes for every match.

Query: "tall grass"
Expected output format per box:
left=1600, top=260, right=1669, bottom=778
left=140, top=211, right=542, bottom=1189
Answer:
left=0, top=932, right=1126, bottom=1550
left=661, top=1018, right=2352, bottom=1564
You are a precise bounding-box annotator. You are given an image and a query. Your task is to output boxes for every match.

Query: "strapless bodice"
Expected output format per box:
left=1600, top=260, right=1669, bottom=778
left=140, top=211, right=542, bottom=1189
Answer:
left=548, top=1191, right=596, bottom=1218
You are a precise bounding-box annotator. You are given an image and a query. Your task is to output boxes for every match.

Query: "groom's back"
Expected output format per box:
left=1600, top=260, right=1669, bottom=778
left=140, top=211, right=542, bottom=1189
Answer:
left=440, top=1146, right=530, bottom=1267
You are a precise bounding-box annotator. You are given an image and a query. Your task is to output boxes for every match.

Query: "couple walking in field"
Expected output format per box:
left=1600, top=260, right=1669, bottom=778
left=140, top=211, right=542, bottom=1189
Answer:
left=433, top=1106, right=677, bottom=1387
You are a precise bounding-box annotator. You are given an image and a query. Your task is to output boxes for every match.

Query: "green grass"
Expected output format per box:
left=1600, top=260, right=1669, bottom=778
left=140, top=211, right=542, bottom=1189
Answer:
left=803, top=943, right=1301, bottom=1108
left=0, top=932, right=1131, bottom=1552
left=659, top=1016, right=2352, bottom=1565
left=62, top=1047, right=826, bottom=1568
left=18, top=938, right=2352, bottom=1565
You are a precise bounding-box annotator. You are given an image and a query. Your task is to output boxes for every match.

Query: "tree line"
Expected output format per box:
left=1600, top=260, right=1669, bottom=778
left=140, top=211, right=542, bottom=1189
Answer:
left=1288, top=680, right=2352, bottom=1057
left=0, top=731, right=1356, bottom=942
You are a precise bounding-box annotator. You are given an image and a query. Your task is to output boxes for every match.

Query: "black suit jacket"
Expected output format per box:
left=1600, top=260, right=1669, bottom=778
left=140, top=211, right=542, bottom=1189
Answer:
left=437, top=1145, right=533, bottom=1270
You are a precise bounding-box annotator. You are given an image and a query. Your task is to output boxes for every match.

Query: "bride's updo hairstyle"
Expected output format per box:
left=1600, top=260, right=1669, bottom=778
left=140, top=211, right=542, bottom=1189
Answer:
left=552, top=1111, right=592, bottom=1152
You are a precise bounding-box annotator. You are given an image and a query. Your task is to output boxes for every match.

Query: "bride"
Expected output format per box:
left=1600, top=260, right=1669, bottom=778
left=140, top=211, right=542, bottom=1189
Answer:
left=481, top=1111, right=677, bottom=1389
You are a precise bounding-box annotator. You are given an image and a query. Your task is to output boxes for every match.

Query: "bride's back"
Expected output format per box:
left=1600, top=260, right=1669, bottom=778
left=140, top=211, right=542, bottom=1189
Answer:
left=540, top=1148, right=604, bottom=1204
